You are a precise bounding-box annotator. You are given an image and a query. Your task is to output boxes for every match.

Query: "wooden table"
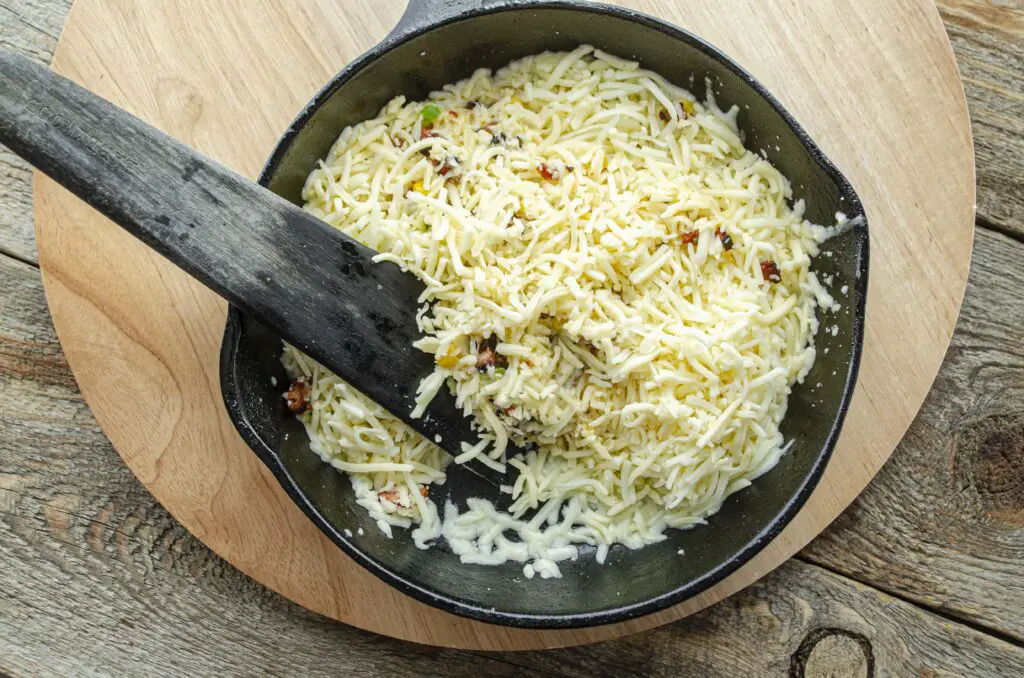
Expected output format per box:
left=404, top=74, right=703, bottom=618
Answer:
left=1, top=1, right=1021, bottom=674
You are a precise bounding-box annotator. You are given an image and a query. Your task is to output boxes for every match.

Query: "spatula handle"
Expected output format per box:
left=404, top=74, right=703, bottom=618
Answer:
left=0, top=50, right=406, bottom=318
left=0, top=48, right=500, bottom=482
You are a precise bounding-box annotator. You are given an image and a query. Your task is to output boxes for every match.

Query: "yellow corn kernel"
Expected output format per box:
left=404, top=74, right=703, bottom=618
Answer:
left=410, top=179, right=428, bottom=195
left=682, top=100, right=696, bottom=117
left=436, top=344, right=460, bottom=369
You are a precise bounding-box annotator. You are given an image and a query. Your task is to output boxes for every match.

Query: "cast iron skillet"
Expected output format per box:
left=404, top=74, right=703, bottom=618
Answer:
left=220, top=0, right=869, bottom=628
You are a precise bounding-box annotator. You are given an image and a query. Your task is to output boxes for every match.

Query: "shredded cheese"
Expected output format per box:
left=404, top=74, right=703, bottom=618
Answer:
left=282, top=46, right=836, bottom=579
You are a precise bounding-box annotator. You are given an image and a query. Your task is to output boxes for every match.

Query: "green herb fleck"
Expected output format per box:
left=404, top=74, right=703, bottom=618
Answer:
left=421, top=104, right=442, bottom=124
left=494, top=366, right=507, bottom=378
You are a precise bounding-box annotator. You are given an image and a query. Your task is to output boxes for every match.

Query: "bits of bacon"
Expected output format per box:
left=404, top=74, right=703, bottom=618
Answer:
left=378, top=486, right=430, bottom=507
left=285, top=378, right=310, bottom=414
left=717, top=228, right=734, bottom=251
left=475, top=334, right=508, bottom=371
left=761, top=260, right=782, bottom=282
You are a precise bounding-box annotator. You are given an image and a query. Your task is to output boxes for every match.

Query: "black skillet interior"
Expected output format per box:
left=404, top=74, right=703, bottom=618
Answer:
left=220, top=2, right=869, bottom=628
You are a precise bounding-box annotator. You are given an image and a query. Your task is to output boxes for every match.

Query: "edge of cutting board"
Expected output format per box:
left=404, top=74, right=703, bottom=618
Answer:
left=34, top=0, right=973, bottom=650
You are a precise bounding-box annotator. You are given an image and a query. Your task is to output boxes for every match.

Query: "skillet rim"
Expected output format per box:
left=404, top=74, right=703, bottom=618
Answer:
left=219, top=0, right=870, bottom=628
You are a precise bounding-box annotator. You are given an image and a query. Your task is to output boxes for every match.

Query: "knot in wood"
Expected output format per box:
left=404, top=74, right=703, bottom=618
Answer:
left=957, top=413, right=1024, bottom=521
left=791, top=627, right=874, bottom=678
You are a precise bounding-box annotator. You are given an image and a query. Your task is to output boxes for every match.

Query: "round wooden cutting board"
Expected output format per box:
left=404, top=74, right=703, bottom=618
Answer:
left=34, top=0, right=973, bottom=650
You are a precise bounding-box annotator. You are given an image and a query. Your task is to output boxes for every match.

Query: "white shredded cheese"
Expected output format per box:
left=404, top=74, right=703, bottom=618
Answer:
left=282, top=47, right=837, bottom=578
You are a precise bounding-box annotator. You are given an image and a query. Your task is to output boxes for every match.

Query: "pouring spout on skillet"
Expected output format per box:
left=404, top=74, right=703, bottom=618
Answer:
left=0, top=47, right=504, bottom=485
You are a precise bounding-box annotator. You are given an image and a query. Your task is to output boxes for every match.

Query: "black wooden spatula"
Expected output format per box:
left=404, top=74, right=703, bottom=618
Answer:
left=0, top=48, right=504, bottom=484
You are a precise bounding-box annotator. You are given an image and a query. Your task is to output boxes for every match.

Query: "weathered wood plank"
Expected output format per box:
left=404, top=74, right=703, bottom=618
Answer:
left=0, top=510, right=539, bottom=678
left=0, top=0, right=71, bottom=263
left=0, top=146, right=37, bottom=264
left=802, top=226, right=1024, bottom=641
left=0, top=0, right=67, bottom=62
left=2, top=227, right=1022, bottom=676
left=938, top=0, right=1024, bottom=237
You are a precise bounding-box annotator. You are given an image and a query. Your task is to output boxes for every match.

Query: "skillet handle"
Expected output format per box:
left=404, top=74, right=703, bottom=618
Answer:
left=388, top=0, right=540, bottom=40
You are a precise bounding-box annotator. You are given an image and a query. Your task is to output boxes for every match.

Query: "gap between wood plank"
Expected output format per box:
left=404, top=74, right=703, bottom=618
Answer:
left=790, top=561, right=1024, bottom=655
left=977, top=214, right=1024, bottom=247
left=467, top=653, right=575, bottom=677
left=0, top=243, right=37, bottom=270
left=794, top=554, right=1024, bottom=649
left=791, top=559, right=1024, bottom=653
left=0, top=3, right=60, bottom=41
